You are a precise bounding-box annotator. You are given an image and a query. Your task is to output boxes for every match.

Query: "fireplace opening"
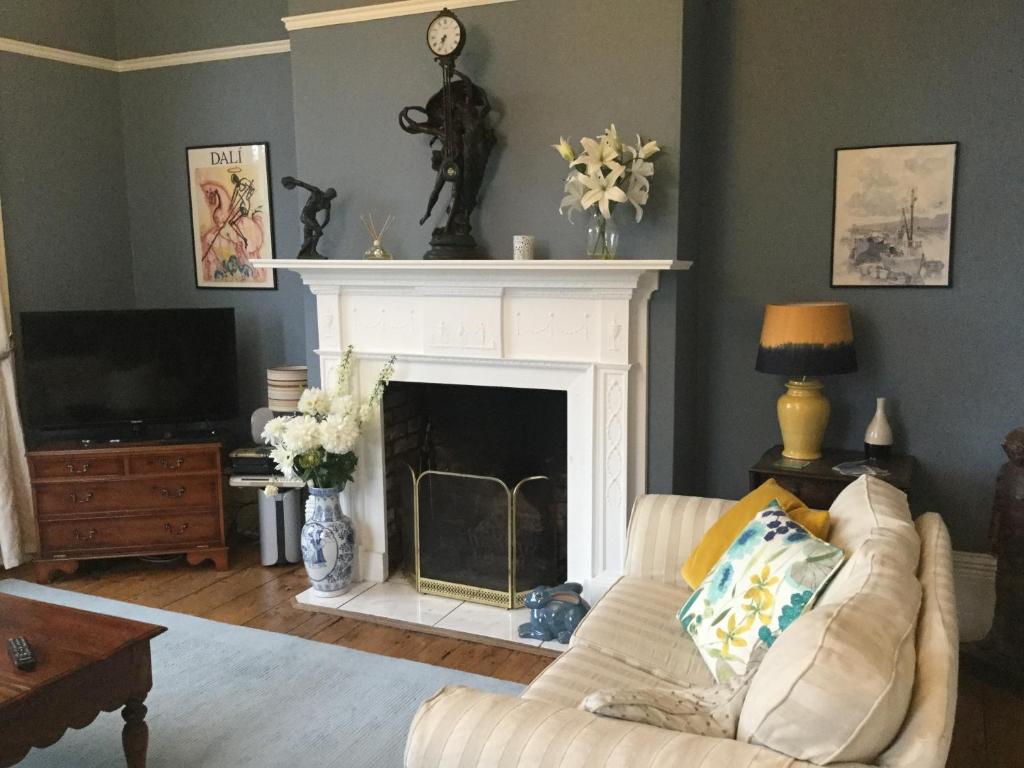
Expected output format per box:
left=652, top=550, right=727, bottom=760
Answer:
left=382, top=382, right=568, bottom=608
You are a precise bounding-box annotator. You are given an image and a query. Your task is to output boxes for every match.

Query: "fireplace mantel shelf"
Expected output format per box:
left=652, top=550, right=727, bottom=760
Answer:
left=255, top=258, right=690, bottom=273
left=254, top=258, right=688, bottom=294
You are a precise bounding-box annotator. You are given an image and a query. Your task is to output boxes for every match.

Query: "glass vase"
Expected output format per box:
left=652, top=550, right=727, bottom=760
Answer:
left=586, top=210, right=619, bottom=259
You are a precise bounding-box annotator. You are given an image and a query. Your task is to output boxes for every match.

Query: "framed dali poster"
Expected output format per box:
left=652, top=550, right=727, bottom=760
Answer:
left=186, top=142, right=277, bottom=289
left=831, top=142, right=958, bottom=288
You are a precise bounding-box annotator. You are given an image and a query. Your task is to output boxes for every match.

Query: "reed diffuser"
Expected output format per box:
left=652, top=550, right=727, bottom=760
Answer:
left=361, top=213, right=394, bottom=260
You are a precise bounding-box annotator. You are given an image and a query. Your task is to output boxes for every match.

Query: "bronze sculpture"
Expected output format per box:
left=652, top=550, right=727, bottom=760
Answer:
left=400, top=71, right=495, bottom=260
left=400, top=9, right=496, bottom=260
left=281, top=176, right=337, bottom=260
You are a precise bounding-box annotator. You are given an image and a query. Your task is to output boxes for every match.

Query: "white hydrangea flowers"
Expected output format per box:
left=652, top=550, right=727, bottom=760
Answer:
left=297, top=387, right=332, bottom=417
left=319, top=413, right=361, bottom=455
left=260, top=347, right=395, bottom=492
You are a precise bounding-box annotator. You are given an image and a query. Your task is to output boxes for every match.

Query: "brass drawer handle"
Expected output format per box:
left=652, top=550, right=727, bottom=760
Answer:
left=164, top=522, right=190, bottom=536
left=155, top=486, right=187, bottom=498
left=72, top=528, right=98, bottom=541
left=65, top=463, right=90, bottom=475
left=157, top=457, right=185, bottom=470
left=68, top=491, right=94, bottom=504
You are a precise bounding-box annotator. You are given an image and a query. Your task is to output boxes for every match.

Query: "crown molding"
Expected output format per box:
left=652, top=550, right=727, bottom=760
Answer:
left=0, top=36, right=289, bottom=73
left=0, top=37, right=118, bottom=71
left=282, top=0, right=521, bottom=32
left=116, top=39, right=290, bottom=72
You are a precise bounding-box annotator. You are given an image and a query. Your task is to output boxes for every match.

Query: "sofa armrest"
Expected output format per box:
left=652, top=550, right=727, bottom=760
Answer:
left=406, top=686, right=866, bottom=768
left=623, top=494, right=733, bottom=585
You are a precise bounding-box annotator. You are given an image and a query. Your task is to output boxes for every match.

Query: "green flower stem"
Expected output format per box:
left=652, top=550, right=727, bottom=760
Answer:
left=592, top=215, right=614, bottom=260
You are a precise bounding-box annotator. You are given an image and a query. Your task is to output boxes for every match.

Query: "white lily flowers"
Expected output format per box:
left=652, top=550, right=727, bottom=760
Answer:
left=554, top=124, right=661, bottom=223
left=581, top=165, right=628, bottom=220
left=560, top=173, right=586, bottom=223
left=552, top=136, right=576, bottom=164
left=575, top=135, right=620, bottom=175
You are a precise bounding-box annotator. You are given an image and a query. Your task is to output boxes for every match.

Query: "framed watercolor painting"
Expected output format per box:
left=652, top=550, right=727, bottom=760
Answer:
left=186, top=143, right=277, bottom=289
left=831, top=142, right=958, bottom=288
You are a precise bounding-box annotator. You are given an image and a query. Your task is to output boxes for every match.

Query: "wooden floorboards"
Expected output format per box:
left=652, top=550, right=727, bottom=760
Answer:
left=1, top=542, right=551, bottom=686
left=948, top=662, right=1024, bottom=768
left=4, top=543, right=1022, bottom=765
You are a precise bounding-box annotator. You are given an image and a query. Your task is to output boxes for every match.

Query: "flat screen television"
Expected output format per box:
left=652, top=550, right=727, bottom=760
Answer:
left=19, top=308, right=238, bottom=432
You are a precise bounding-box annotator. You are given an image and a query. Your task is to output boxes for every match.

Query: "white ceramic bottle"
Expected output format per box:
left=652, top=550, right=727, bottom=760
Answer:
left=864, top=397, right=893, bottom=461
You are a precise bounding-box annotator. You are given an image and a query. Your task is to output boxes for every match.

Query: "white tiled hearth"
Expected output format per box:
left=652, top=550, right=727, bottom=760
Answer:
left=257, top=258, right=689, bottom=621
left=294, top=576, right=567, bottom=653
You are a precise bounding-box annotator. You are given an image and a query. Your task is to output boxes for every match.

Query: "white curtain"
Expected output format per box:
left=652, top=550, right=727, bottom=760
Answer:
left=0, top=197, right=37, bottom=568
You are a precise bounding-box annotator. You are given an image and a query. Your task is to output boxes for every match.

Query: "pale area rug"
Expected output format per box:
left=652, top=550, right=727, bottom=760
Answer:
left=0, top=580, right=522, bottom=767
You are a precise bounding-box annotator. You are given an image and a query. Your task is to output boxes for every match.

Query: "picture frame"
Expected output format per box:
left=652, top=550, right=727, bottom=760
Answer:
left=831, top=142, right=958, bottom=288
left=186, top=142, right=277, bottom=290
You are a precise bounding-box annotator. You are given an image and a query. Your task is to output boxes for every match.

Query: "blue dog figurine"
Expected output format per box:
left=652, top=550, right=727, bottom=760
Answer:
left=517, top=583, right=590, bottom=644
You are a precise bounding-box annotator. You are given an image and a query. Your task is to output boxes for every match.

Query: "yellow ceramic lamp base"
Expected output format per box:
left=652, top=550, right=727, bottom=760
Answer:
left=777, top=379, right=830, bottom=460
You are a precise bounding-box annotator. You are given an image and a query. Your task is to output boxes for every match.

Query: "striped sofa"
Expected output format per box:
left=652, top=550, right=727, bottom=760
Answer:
left=405, top=483, right=958, bottom=768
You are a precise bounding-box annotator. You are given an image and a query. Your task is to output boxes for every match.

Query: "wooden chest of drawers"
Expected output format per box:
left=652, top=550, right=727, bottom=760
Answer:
left=28, top=441, right=229, bottom=583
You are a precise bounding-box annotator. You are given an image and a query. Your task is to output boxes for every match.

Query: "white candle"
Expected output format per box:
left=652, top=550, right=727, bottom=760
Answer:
left=513, top=235, right=535, bottom=260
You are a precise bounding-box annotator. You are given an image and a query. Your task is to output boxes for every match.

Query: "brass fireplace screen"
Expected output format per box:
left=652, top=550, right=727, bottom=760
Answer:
left=408, top=467, right=563, bottom=609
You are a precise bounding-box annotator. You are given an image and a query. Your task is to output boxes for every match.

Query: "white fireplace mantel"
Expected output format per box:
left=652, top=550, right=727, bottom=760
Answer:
left=255, top=258, right=690, bottom=603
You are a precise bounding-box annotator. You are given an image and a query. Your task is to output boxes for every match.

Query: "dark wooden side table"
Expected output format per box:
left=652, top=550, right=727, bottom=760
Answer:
left=0, top=593, right=166, bottom=767
left=750, top=445, right=915, bottom=509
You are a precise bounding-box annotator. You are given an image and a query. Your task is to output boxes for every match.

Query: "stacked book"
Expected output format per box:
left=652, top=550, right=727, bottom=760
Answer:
left=229, top=445, right=277, bottom=476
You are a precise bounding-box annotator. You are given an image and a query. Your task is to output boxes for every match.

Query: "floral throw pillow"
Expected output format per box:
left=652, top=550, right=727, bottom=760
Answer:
left=677, top=501, right=845, bottom=683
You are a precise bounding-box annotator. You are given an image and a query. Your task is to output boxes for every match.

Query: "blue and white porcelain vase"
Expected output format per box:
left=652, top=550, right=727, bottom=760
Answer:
left=301, top=487, right=355, bottom=597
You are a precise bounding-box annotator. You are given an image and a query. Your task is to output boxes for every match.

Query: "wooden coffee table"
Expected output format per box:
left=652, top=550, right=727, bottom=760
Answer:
left=0, top=593, right=166, bottom=767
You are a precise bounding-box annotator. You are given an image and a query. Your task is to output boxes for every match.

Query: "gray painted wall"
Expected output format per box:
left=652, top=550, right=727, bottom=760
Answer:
left=114, top=0, right=288, bottom=58
left=690, top=0, right=1024, bottom=551
left=0, top=53, right=133, bottom=320
left=120, top=54, right=305, bottom=427
left=1, top=0, right=305, bottom=433
left=0, top=0, right=118, bottom=58
left=289, top=0, right=682, bottom=263
left=288, top=0, right=687, bottom=490
left=7, top=0, right=1013, bottom=553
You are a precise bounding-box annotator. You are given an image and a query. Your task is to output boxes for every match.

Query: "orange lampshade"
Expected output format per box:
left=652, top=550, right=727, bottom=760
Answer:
left=756, top=302, right=856, bottom=377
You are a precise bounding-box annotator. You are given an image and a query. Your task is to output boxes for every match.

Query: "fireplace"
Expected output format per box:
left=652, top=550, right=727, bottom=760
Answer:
left=255, top=258, right=687, bottom=604
left=383, top=382, right=567, bottom=608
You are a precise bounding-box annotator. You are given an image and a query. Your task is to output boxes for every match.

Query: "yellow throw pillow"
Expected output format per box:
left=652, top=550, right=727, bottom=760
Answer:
left=681, top=480, right=830, bottom=589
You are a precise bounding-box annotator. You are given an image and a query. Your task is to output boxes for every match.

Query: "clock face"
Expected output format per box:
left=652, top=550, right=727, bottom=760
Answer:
left=427, top=14, right=462, bottom=57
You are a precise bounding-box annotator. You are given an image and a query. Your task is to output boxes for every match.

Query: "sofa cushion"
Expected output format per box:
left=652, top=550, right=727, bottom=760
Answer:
left=624, top=494, right=732, bottom=587
left=738, top=476, right=922, bottom=765
left=580, top=644, right=767, bottom=737
left=524, top=645, right=682, bottom=708
left=571, top=576, right=714, bottom=687
left=681, top=479, right=831, bottom=588
left=877, top=513, right=959, bottom=768
left=678, top=501, right=844, bottom=682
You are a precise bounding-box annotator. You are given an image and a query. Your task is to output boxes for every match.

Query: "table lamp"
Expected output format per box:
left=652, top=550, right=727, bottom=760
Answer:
left=267, top=365, right=308, bottom=413
left=756, top=302, right=857, bottom=460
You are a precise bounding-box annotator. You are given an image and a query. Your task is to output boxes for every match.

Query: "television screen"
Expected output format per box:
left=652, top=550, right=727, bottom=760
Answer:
left=19, top=308, right=238, bottom=430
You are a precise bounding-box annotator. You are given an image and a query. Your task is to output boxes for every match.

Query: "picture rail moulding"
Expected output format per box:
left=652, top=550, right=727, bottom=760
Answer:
left=0, top=0, right=519, bottom=69
left=282, top=0, right=523, bottom=32
left=0, top=36, right=290, bottom=73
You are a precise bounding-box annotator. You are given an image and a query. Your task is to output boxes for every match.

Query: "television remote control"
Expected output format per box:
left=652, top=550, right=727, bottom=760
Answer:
left=7, top=636, right=36, bottom=671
